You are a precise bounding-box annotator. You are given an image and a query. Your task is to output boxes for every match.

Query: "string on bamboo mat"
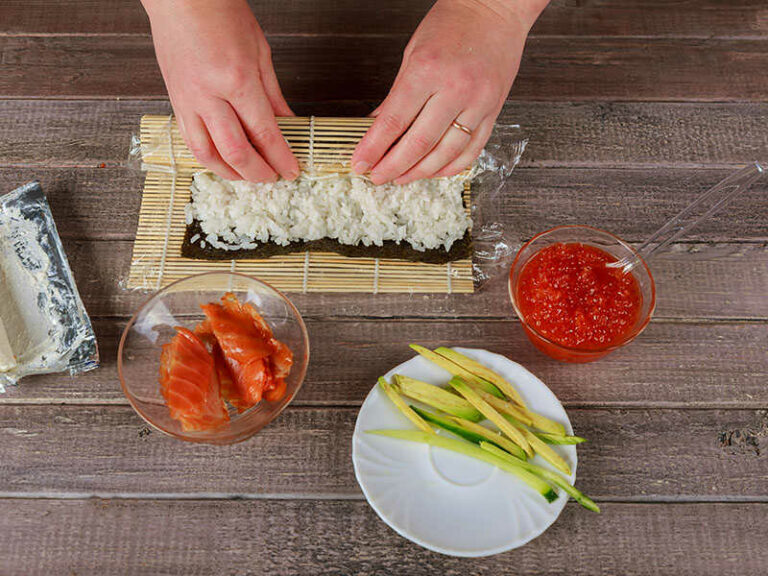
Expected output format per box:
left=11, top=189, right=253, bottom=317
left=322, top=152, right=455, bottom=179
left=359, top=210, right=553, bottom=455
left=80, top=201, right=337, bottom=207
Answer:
left=155, top=114, right=176, bottom=290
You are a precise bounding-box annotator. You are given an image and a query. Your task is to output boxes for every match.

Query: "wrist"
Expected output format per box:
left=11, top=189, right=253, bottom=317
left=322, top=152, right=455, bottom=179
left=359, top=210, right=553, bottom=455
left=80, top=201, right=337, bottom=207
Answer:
left=446, top=0, right=548, bottom=32
left=141, top=0, right=250, bottom=23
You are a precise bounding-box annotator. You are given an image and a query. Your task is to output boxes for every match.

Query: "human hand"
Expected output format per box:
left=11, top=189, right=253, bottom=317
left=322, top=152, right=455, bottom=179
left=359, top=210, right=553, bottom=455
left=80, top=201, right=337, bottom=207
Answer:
left=143, top=0, right=298, bottom=182
left=351, top=0, right=546, bottom=185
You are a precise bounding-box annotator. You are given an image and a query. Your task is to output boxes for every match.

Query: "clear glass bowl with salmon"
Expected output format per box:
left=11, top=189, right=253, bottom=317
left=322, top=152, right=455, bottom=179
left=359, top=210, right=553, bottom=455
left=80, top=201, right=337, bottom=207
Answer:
left=119, top=272, right=309, bottom=444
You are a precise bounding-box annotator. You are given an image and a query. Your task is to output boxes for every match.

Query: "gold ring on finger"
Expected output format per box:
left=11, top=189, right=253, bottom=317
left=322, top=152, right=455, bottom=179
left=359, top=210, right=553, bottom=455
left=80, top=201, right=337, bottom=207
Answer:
left=451, top=120, right=472, bottom=136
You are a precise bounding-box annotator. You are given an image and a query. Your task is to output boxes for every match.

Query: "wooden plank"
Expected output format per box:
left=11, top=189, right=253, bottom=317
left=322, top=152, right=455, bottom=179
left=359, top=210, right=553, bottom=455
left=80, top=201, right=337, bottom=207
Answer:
left=499, top=168, right=768, bottom=241
left=1, top=319, right=765, bottom=408
left=54, top=239, right=768, bottom=320
left=0, top=500, right=766, bottom=576
left=3, top=166, right=766, bottom=242
left=515, top=102, right=768, bottom=168
left=0, top=100, right=171, bottom=166
left=0, top=406, right=766, bottom=497
left=532, top=5, right=768, bottom=38
left=0, top=167, right=143, bottom=239
left=1, top=1, right=765, bottom=38
left=573, top=0, right=765, bottom=6
left=2, top=100, right=767, bottom=168
left=1, top=36, right=767, bottom=101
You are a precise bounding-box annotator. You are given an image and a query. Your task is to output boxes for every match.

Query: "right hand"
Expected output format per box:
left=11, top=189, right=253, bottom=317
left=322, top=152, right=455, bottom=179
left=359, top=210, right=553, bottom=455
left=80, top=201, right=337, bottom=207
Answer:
left=143, top=0, right=299, bottom=182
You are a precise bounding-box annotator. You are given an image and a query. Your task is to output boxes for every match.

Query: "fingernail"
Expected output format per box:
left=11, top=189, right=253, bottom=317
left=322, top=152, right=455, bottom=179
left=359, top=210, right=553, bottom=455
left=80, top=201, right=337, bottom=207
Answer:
left=370, top=173, right=386, bottom=186
left=287, top=169, right=300, bottom=181
left=353, top=161, right=370, bottom=174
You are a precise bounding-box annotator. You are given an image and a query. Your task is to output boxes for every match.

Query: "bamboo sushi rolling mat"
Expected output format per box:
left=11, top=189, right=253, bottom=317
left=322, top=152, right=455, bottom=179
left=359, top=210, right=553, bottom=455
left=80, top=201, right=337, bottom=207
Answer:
left=127, top=115, right=474, bottom=293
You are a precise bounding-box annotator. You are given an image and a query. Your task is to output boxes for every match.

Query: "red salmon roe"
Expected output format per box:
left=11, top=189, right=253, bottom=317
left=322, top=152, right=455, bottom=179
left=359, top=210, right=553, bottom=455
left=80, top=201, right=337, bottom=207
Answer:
left=515, top=242, right=642, bottom=350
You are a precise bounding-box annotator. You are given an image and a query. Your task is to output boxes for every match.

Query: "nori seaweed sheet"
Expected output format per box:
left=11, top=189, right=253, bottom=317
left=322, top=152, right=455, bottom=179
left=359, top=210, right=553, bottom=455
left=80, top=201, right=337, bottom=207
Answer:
left=181, top=220, right=472, bottom=265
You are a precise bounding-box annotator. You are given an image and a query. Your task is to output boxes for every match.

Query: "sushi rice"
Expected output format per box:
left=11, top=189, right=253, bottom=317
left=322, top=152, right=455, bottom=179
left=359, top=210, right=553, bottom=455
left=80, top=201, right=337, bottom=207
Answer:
left=186, top=171, right=472, bottom=253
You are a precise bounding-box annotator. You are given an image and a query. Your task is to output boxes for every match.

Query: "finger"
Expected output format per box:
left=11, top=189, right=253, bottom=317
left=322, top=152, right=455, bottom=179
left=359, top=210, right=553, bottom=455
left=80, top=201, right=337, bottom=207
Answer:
left=393, top=110, right=485, bottom=185
left=259, top=58, right=294, bottom=117
left=368, top=94, right=462, bottom=185
left=178, top=112, right=242, bottom=181
left=434, top=118, right=495, bottom=177
left=231, top=89, right=300, bottom=180
left=202, top=99, right=278, bottom=182
left=350, top=79, right=431, bottom=175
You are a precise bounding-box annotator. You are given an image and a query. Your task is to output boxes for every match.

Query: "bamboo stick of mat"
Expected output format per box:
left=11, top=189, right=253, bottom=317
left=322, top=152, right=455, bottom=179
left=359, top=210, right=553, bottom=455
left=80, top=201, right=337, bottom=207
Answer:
left=127, top=115, right=474, bottom=293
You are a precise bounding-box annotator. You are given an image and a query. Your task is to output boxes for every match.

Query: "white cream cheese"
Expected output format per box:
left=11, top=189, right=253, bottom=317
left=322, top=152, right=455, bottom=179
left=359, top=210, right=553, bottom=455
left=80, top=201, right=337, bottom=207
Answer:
left=0, top=182, right=98, bottom=389
left=0, top=205, right=66, bottom=381
left=0, top=319, right=16, bottom=372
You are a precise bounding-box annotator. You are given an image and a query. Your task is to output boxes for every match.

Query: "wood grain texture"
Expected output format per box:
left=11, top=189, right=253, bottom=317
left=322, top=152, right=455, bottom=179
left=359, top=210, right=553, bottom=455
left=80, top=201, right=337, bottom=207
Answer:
left=532, top=5, right=768, bottom=38
left=569, top=0, right=766, bottom=7
left=0, top=0, right=765, bottom=571
left=1, top=319, right=766, bottom=408
left=3, top=166, right=766, bottom=242
left=0, top=405, right=766, bottom=497
left=1, top=0, right=765, bottom=38
left=2, top=101, right=766, bottom=169
left=0, top=167, right=143, bottom=239
left=52, top=239, right=768, bottom=320
left=0, top=499, right=766, bottom=576
left=1, top=36, right=767, bottom=101
left=0, top=100, right=170, bottom=166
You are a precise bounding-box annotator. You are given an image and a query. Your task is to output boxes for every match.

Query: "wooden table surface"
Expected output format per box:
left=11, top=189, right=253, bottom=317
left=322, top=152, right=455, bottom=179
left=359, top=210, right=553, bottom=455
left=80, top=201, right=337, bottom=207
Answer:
left=1, top=1, right=767, bottom=574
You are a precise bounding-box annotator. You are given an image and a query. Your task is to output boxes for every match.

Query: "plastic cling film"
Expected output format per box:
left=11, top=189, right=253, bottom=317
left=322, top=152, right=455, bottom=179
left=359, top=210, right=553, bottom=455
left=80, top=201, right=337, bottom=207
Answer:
left=127, top=117, right=180, bottom=175
left=125, top=116, right=527, bottom=292
left=0, top=182, right=99, bottom=389
left=469, top=124, right=528, bottom=289
left=471, top=222, right=518, bottom=288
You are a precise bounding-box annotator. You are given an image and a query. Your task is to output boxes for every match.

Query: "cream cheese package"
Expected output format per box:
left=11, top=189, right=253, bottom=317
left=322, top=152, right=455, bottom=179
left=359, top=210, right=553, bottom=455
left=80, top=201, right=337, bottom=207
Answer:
left=0, top=182, right=99, bottom=390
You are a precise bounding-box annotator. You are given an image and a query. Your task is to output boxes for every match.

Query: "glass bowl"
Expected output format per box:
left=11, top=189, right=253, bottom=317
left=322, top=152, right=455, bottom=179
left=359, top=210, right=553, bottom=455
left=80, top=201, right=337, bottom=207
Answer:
left=118, top=272, right=309, bottom=444
left=509, top=225, right=656, bottom=363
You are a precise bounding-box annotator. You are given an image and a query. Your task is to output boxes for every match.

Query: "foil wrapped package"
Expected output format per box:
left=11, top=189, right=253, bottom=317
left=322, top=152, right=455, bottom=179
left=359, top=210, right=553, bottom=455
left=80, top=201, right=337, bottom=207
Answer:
left=0, top=182, right=99, bottom=390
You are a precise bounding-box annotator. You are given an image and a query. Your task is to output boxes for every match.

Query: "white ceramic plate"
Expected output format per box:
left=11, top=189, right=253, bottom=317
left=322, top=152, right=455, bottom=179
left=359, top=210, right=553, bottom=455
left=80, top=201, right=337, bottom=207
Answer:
left=352, top=347, right=576, bottom=557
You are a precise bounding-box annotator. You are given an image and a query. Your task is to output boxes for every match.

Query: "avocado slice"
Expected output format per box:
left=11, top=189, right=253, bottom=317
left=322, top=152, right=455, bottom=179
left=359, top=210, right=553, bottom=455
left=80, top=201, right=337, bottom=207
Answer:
left=524, top=428, right=572, bottom=476
left=411, top=406, right=526, bottom=460
left=473, top=385, right=568, bottom=438
left=480, top=442, right=599, bottom=513
left=522, top=411, right=566, bottom=436
left=472, top=383, right=566, bottom=436
left=538, top=433, right=587, bottom=445
left=469, top=385, right=534, bottom=426
left=449, top=377, right=532, bottom=456
left=377, top=377, right=433, bottom=434
left=434, top=347, right=566, bottom=434
left=409, top=345, right=504, bottom=398
left=394, top=374, right=483, bottom=422
left=500, top=413, right=571, bottom=475
left=434, top=347, right=527, bottom=407
left=445, top=415, right=528, bottom=461
left=367, top=429, right=558, bottom=504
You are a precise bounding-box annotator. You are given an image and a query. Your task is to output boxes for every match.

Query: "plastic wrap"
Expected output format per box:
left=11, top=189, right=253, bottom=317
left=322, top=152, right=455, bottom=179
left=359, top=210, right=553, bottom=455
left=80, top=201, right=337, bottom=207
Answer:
left=126, top=116, right=526, bottom=291
left=468, top=124, right=528, bottom=286
left=0, top=182, right=99, bottom=390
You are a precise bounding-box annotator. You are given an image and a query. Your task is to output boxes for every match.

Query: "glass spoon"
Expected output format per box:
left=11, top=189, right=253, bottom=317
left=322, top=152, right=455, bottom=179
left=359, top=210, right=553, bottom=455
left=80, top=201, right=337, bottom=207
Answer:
left=609, top=161, right=765, bottom=274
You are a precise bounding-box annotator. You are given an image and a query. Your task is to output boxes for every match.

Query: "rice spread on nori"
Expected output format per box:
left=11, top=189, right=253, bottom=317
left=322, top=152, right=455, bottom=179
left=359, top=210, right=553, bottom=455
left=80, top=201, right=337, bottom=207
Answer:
left=183, top=171, right=473, bottom=264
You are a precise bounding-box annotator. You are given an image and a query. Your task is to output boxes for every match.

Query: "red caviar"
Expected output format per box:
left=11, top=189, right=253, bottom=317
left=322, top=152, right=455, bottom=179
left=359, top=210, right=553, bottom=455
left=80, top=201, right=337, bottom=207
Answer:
left=515, top=243, right=642, bottom=353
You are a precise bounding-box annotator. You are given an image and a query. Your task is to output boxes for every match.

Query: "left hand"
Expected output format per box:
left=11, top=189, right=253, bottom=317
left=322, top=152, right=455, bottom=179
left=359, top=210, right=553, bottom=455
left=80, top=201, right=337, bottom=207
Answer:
left=351, top=0, right=545, bottom=185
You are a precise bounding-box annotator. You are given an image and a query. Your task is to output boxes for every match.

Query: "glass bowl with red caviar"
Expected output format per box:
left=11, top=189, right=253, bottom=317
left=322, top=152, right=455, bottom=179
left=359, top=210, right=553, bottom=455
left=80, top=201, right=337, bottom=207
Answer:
left=509, top=226, right=655, bottom=363
left=118, top=272, right=309, bottom=444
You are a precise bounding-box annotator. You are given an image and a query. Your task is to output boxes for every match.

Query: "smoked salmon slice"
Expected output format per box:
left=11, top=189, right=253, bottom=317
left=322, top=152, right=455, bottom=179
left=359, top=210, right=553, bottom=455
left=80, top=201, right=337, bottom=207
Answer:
left=159, top=327, right=230, bottom=432
left=194, top=320, right=240, bottom=410
left=200, top=293, right=293, bottom=411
